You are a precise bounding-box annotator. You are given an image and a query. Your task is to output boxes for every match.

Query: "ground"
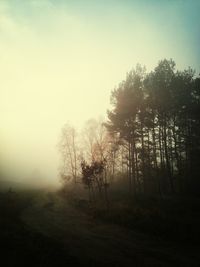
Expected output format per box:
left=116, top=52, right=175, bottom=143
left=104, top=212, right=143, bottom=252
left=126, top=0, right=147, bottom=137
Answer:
left=0, top=190, right=200, bottom=266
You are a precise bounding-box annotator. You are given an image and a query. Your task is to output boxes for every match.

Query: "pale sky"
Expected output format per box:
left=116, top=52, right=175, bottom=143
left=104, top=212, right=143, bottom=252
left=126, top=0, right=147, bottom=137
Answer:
left=0, top=0, right=199, bottom=186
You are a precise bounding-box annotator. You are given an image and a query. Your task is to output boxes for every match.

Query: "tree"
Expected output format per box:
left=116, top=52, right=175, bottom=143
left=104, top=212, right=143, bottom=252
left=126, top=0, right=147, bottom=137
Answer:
left=106, top=59, right=200, bottom=196
left=58, top=123, right=80, bottom=184
left=81, top=118, right=111, bottom=162
left=106, top=64, right=146, bottom=196
left=81, top=159, right=109, bottom=207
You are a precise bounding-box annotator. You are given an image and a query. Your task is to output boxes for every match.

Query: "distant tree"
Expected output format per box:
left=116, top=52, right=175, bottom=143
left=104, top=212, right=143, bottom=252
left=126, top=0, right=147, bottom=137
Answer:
left=58, top=123, right=80, bottom=184
left=82, top=118, right=111, bottom=161
left=81, top=118, right=121, bottom=182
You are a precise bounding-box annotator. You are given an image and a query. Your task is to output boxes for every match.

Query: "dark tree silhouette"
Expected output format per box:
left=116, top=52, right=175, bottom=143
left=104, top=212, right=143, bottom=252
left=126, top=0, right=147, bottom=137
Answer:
left=106, top=59, right=200, bottom=196
left=81, top=159, right=109, bottom=206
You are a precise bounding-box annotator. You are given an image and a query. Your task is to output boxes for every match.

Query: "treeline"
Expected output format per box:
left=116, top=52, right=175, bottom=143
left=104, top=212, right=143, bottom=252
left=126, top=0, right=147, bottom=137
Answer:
left=107, top=59, right=200, bottom=196
left=59, top=59, right=200, bottom=199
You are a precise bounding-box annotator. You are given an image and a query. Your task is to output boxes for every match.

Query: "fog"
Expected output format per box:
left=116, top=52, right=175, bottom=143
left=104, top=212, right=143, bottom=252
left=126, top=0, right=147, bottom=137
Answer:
left=0, top=0, right=199, bottom=188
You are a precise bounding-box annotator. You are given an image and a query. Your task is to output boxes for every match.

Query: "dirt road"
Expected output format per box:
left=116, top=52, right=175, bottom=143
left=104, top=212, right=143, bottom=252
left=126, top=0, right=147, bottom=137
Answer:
left=21, top=193, right=199, bottom=266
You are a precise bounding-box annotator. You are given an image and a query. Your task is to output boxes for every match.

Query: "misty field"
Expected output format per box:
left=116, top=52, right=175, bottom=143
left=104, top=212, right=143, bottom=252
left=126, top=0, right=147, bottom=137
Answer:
left=0, top=188, right=200, bottom=267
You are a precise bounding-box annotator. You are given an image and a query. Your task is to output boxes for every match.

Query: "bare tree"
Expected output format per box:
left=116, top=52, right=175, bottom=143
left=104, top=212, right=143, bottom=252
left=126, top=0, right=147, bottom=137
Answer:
left=58, top=123, right=80, bottom=184
left=82, top=118, right=110, bottom=161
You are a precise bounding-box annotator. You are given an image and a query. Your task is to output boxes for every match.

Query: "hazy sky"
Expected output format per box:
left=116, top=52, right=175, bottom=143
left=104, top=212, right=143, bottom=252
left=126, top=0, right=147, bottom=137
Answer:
left=0, top=0, right=199, bottom=186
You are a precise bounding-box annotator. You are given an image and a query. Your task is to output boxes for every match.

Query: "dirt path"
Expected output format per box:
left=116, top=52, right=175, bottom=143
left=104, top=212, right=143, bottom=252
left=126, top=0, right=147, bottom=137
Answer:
left=21, top=193, right=199, bottom=266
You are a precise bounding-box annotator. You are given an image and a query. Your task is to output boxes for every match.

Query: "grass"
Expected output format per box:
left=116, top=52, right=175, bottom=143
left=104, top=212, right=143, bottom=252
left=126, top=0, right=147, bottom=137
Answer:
left=1, top=187, right=200, bottom=266
left=77, top=194, right=200, bottom=244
